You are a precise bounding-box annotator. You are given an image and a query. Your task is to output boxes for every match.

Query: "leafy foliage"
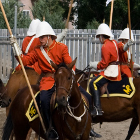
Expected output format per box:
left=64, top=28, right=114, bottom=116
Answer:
left=86, top=19, right=100, bottom=29
left=0, top=0, right=31, bottom=29
left=31, top=0, right=65, bottom=29
left=74, top=0, right=140, bottom=29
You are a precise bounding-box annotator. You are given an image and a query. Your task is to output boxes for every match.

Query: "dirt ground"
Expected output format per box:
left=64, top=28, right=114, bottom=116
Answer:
left=0, top=108, right=139, bottom=140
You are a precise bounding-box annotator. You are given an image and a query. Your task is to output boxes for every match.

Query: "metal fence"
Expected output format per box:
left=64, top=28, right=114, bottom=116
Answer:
left=0, top=28, right=140, bottom=83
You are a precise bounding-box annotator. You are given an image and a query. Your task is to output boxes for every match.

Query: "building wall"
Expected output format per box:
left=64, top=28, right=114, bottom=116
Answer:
left=19, top=0, right=33, bottom=19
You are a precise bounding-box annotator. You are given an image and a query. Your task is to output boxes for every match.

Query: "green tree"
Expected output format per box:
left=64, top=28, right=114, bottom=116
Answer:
left=75, top=0, right=140, bottom=29
left=86, top=19, right=100, bottom=29
left=0, top=0, right=31, bottom=29
left=31, top=0, right=65, bottom=29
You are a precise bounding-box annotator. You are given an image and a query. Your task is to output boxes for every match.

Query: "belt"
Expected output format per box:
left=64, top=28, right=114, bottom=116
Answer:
left=109, top=61, right=130, bottom=66
left=42, top=72, right=54, bottom=78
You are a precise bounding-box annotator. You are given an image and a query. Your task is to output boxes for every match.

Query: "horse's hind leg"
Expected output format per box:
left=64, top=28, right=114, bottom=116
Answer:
left=125, top=117, right=139, bottom=140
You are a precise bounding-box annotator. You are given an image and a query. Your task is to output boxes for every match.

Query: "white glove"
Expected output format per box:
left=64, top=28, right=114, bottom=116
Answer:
left=123, top=39, right=134, bottom=51
left=56, top=28, right=68, bottom=42
left=133, top=63, right=140, bottom=69
left=89, top=61, right=99, bottom=70
left=10, top=36, right=22, bottom=56
left=10, top=36, right=17, bottom=45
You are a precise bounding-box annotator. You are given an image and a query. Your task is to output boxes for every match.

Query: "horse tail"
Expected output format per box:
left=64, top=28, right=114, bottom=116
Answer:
left=2, top=112, right=13, bottom=140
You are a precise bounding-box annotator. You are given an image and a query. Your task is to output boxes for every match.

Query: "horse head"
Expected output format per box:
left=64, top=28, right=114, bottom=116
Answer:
left=51, top=58, right=77, bottom=108
left=0, top=79, right=11, bottom=107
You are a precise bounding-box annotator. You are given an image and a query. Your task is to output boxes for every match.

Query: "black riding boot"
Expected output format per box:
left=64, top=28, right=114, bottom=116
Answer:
left=44, top=110, right=59, bottom=140
left=90, top=128, right=102, bottom=138
left=91, top=90, right=103, bottom=116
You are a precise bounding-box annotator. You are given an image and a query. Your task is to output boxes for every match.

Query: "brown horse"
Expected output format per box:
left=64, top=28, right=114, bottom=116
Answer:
left=78, top=73, right=140, bottom=140
left=0, top=68, right=40, bottom=140
left=5, top=67, right=40, bottom=115
left=2, top=59, right=91, bottom=140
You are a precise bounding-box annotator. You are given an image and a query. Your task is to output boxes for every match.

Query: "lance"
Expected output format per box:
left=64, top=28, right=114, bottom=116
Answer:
left=127, top=0, right=133, bottom=76
left=109, top=0, right=114, bottom=29
left=0, top=0, right=47, bottom=136
left=61, top=0, right=73, bottom=43
left=65, top=0, right=74, bottom=29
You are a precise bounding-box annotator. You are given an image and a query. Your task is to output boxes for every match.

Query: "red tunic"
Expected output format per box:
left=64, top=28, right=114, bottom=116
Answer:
left=118, top=42, right=132, bottom=77
left=97, top=39, right=121, bottom=81
left=15, top=36, right=42, bottom=74
left=19, top=40, right=75, bottom=90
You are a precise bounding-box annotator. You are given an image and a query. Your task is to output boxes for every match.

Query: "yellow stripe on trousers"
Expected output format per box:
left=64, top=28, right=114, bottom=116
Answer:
left=93, top=75, right=104, bottom=90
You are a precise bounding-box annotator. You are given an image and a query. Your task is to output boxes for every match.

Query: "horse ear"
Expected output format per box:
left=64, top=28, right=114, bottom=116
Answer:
left=50, top=60, right=58, bottom=70
left=68, top=57, right=77, bottom=70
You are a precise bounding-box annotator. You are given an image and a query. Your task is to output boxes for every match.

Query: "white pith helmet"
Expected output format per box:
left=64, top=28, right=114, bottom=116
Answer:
left=118, top=28, right=134, bottom=41
left=27, top=19, right=41, bottom=36
left=96, top=23, right=114, bottom=38
left=36, top=21, right=57, bottom=39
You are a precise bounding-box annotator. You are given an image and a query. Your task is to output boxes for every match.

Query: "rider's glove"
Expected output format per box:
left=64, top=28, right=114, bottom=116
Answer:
left=56, top=28, right=67, bottom=42
left=123, top=39, right=134, bottom=51
left=89, top=61, right=99, bottom=70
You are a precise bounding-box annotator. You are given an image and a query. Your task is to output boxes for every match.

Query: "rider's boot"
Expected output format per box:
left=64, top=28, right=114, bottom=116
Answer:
left=44, top=110, right=59, bottom=140
left=90, top=87, right=103, bottom=116
left=90, top=128, right=102, bottom=138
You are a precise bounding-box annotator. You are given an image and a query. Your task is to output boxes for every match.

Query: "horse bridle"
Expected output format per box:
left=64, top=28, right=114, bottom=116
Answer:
left=56, top=71, right=75, bottom=102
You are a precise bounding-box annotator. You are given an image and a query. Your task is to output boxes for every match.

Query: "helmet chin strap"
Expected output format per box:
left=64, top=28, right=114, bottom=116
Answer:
left=45, top=36, right=50, bottom=47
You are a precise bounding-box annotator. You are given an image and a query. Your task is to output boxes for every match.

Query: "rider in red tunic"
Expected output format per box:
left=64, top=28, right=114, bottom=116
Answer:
left=89, top=23, right=121, bottom=116
left=15, top=19, right=68, bottom=75
left=118, top=28, right=134, bottom=77
left=14, top=21, right=73, bottom=139
left=15, top=19, right=42, bottom=74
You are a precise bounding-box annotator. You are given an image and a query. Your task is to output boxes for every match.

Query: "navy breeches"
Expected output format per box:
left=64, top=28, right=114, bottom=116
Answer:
left=89, top=75, right=109, bottom=92
left=40, top=86, right=55, bottom=111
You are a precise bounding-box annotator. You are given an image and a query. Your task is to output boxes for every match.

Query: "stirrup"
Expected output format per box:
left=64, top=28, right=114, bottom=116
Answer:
left=48, top=128, right=59, bottom=140
left=94, top=106, right=103, bottom=116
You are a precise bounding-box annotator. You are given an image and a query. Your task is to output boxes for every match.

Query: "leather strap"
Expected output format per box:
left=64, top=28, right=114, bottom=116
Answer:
left=25, top=36, right=36, bottom=54
left=109, top=61, right=130, bottom=66
left=42, top=72, right=54, bottom=78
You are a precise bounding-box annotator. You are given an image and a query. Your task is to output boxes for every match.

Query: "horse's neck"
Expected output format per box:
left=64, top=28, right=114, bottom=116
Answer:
left=68, top=83, right=84, bottom=115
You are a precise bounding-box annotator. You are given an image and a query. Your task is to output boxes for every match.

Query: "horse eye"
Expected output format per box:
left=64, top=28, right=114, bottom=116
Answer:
left=68, top=77, right=71, bottom=80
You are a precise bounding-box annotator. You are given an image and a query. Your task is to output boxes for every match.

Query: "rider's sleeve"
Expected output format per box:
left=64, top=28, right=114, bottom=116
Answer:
left=16, top=50, right=38, bottom=66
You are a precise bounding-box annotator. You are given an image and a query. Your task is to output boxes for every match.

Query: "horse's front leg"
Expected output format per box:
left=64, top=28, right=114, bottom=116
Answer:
left=125, top=117, right=139, bottom=140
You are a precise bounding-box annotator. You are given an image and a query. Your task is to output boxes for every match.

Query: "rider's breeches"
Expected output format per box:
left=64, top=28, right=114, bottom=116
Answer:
left=79, top=85, right=92, bottom=106
left=40, top=86, right=55, bottom=112
left=89, top=75, right=109, bottom=93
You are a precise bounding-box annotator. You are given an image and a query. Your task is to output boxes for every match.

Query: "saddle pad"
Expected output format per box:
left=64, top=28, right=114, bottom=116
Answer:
left=86, top=75, right=135, bottom=98
left=26, top=91, right=40, bottom=122
left=102, top=77, right=135, bottom=98
left=26, top=92, right=88, bottom=122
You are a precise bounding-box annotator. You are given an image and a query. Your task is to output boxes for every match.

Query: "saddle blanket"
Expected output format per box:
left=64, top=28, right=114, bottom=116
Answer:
left=26, top=91, right=88, bottom=122
left=86, top=75, right=135, bottom=98
left=26, top=91, right=40, bottom=122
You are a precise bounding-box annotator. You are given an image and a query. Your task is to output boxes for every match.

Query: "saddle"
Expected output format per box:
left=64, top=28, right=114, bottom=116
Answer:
left=86, top=74, right=135, bottom=98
